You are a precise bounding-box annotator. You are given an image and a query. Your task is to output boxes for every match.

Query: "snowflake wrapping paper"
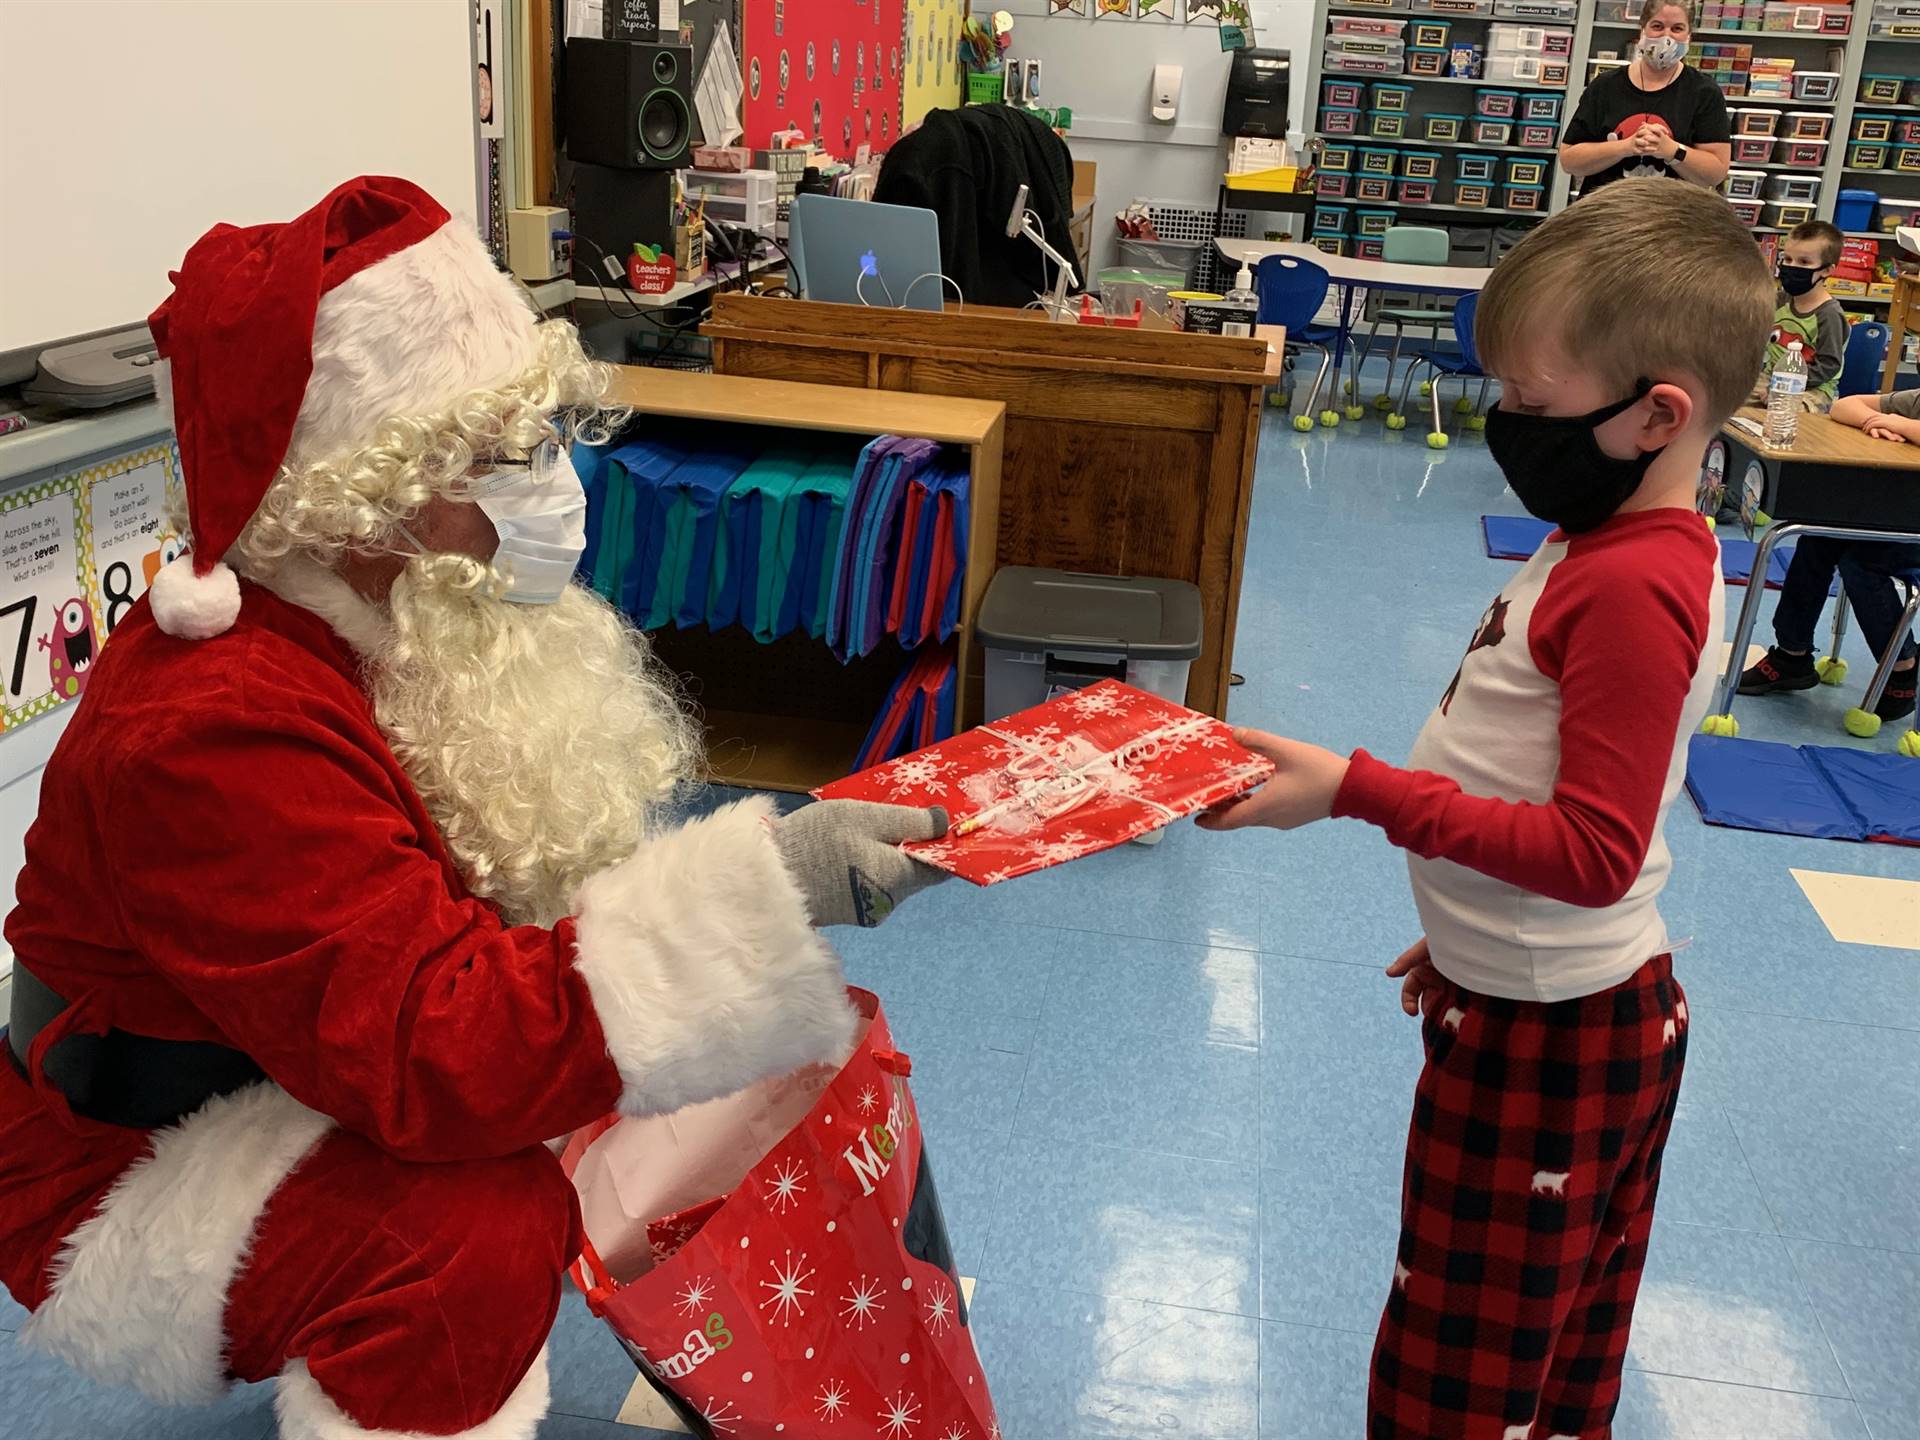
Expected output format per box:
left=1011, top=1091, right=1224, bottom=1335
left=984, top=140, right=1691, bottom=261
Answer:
left=815, top=680, right=1276, bottom=885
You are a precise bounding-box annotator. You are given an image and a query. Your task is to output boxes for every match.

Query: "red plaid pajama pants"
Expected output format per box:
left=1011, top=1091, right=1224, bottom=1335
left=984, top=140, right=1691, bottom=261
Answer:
left=1369, top=954, right=1687, bottom=1440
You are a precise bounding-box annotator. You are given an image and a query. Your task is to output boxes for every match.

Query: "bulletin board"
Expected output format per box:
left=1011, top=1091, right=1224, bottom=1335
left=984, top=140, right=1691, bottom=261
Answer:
left=0, top=443, right=179, bottom=733
left=902, top=0, right=966, bottom=129
left=741, top=0, right=907, bottom=157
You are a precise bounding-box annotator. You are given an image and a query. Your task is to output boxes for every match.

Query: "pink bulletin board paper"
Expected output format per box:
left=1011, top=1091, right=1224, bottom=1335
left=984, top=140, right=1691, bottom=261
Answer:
left=743, top=0, right=906, bottom=157
left=814, top=680, right=1276, bottom=885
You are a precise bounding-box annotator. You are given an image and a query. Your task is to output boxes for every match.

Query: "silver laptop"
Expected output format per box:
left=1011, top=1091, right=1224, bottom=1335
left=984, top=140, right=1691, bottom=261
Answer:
left=790, top=194, right=946, bottom=311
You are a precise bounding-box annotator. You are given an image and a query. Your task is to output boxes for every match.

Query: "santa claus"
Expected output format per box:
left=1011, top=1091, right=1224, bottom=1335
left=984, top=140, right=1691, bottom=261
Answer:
left=0, top=177, right=945, bottom=1439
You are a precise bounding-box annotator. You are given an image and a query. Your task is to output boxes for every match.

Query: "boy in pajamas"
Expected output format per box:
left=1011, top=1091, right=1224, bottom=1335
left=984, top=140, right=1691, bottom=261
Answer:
left=1203, top=179, right=1775, bottom=1439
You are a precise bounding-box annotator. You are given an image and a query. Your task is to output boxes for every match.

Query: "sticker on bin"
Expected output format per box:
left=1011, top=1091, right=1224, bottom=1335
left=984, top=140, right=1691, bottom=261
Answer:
left=1407, top=48, right=1450, bottom=76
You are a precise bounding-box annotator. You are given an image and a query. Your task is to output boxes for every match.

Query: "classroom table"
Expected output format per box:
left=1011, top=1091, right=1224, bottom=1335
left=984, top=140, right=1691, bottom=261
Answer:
left=1213, top=239, right=1493, bottom=416
left=1704, top=409, right=1920, bottom=741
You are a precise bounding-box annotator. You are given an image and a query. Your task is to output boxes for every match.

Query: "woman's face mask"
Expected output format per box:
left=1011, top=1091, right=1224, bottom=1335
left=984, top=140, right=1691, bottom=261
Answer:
left=1640, top=33, right=1688, bottom=69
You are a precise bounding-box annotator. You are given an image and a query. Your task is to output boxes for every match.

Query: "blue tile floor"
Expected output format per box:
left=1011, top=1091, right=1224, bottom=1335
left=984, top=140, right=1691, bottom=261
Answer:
left=5, top=369, right=1918, bottom=1438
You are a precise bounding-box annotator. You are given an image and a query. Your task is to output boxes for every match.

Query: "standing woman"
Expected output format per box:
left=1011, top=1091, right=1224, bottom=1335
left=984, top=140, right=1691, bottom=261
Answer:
left=1560, top=1, right=1731, bottom=194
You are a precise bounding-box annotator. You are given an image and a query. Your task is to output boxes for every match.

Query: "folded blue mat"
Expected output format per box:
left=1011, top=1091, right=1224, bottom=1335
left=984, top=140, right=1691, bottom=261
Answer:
left=1686, top=735, right=1920, bottom=845
left=1481, top=515, right=1802, bottom=589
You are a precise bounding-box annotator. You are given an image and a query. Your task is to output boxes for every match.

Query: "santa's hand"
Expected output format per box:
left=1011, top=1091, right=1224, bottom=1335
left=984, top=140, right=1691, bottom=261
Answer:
left=775, top=800, right=949, bottom=928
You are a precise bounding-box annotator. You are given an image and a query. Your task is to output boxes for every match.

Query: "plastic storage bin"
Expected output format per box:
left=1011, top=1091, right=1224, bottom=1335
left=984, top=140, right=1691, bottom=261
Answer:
left=1455, top=181, right=1494, bottom=207
left=1521, top=93, right=1561, bottom=121
left=1331, top=15, right=1409, bottom=35
left=1323, top=106, right=1363, bottom=135
left=1317, top=172, right=1354, bottom=198
left=1899, top=119, right=1920, bottom=145
left=1313, top=235, right=1350, bottom=257
left=1495, top=0, right=1575, bottom=16
left=1474, top=118, right=1515, bottom=144
left=1517, top=122, right=1557, bottom=148
left=1357, top=209, right=1397, bottom=238
left=1324, top=79, right=1367, bottom=108
left=1780, top=138, right=1828, bottom=167
left=1764, top=201, right=1815, bottom=227
left=1835, top=189, right=1879, bottom=231
left=1794, top=71, right=1841, bottom=101
left=1850, top=142, right=1891, bottom=170
left=1359, top=146, right=1399, bottom=176
left=1506, top=156, right=1549, bottom=185
left=1765, top=173, right=1822, bottom=202
left=1425, top=113, right=1466, bottom=141
left=1476, top=89, right=1520, bottom=118
left=1854, top=114, right=1895, bottom=144
left=1733, top=135, right=1777, bottom=163
left=1860, top=74, right=1905, bottom=103
left=1373, top=82, right=1414, bottom=112
left=1503, top=183, right=1546, bottom=211
left=1313, top=203, right=1352, bottom=234
left=1456, top=152, right=1500, bottom=181
left=1324, top=48, right=1402, bottom=76
left=1321, top=142, right=1356, bottom=172
left=1357, top=238, right=1387, bottom=260
left=1407, top=47, right=1451, bottom=76
left=1421, top=0, right=1494, bottom=14
left=1733, top=107, right=1780, bottom=137
left=976, top=568, right=1204, bottom=737
left=1725, top=169, right=1767, bottom=200
left=1411, top=19, right=1451, bottom=46
left=1401, top=150, right=1443, bottom=180
left=1899, top=147, right=1920, bottom=175
left=1370, top=110, right=1409, bottom=139
left=1784, top=112, right=1832, bottom=141
left=1398, top=179, right=1438, bottom=202
left=1327, top=33, right=1407, bottom=59
left=1729, top=200, right=1765, bottom=226
left=1356, top=174, right=1396, bottom=201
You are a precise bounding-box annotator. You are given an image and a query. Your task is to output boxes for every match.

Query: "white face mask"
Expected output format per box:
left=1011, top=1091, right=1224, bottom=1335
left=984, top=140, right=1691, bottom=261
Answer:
left=469, top=439, right=589, bottom=605
left=1640, top=34, right=1687, bottom=69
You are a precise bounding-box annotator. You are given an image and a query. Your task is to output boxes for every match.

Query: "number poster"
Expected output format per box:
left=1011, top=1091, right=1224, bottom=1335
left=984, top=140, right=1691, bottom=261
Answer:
left=0, top=442, right=180, bottom=732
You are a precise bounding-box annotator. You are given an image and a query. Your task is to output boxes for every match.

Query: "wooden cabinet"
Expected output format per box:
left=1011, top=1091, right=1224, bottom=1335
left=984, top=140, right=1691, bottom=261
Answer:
left=603, top=368, right=1004, bottom=793
left=700, top=294, right=1275, bottom=718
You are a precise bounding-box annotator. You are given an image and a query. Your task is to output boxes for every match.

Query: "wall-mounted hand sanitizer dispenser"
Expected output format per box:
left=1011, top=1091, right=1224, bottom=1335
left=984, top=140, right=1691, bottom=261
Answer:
left=1151, top=63, right=1182, bottom=123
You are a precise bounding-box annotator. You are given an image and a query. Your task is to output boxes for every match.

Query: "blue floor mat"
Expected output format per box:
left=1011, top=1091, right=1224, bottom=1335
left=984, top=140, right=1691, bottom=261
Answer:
left=1686, top=734, right=1920, bottom=844
left=1481, top=515, right=1799, bottom=588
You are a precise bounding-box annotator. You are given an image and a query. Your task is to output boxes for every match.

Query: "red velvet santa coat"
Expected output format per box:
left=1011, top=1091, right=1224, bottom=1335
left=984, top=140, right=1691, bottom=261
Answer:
left=0, top=580, right=855, bottom=1402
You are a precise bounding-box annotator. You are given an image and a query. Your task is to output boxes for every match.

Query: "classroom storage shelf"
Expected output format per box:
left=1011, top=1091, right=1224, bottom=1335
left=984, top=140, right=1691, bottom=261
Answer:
left=599, top=369, right=1005, bottom=794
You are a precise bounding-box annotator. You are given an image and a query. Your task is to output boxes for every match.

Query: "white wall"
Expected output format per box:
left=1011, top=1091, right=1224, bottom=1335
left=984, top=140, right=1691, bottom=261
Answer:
left=1001, top=0, right=1316, bottom=274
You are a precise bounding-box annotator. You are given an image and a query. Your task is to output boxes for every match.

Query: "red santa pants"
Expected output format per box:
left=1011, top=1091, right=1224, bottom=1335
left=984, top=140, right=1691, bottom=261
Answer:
left=221, top=1127, right=581, bottom=1435
left=1368, top=955, right=1687, bottom=1440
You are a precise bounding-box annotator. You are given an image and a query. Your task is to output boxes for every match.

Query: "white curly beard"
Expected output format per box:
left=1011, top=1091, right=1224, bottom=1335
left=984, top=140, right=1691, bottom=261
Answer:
left=370, top=556, right=699, bottom=927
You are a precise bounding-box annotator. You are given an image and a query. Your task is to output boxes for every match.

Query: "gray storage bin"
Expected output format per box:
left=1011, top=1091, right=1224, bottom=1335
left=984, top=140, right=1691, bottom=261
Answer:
left=1114, top=238, right=1203, bottom=287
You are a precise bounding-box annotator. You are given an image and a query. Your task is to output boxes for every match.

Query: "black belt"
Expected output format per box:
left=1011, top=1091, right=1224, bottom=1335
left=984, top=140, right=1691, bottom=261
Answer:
left=5, top=963, right=266, bottom=1129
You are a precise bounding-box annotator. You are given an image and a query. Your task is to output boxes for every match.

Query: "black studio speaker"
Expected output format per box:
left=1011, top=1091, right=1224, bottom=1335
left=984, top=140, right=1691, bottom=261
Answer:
left=565, top=37, right=694, bottom=170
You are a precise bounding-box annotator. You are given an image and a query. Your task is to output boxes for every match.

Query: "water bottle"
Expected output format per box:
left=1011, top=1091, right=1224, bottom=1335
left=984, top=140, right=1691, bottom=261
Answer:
left=1766, top=340, right=1806, bottom=448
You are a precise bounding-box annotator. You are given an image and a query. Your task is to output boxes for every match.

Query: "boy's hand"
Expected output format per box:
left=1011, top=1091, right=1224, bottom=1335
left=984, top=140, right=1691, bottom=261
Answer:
left=1861, top=412, right=1913, bottom=444
left=1196, top=729, right=1349, bottom=832
left=1385, top=937, right=1445, bottom=1018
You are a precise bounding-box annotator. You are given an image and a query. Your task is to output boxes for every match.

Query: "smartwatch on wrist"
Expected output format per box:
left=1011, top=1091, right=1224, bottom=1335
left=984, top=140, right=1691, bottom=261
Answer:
left=1673, top=145, right=1689, bottom=165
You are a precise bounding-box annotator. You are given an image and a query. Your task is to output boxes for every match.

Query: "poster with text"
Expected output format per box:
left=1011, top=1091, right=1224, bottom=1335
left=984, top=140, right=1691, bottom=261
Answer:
left=743, top=0, right=905, bottom=157
left=87, top=450, right=181, bottom=643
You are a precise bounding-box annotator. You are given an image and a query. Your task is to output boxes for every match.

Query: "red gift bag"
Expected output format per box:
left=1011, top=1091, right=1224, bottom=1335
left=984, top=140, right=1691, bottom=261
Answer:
left=561, top=989, right=999, bottom=1440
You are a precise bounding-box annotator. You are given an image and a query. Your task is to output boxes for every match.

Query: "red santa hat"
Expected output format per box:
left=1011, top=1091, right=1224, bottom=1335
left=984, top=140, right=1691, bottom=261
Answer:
left=146, top=175, right=541, bottom=638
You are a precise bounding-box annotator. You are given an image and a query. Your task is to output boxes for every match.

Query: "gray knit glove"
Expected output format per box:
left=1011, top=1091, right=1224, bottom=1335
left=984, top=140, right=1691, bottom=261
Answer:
left=773, top=800, right=949, bottom=928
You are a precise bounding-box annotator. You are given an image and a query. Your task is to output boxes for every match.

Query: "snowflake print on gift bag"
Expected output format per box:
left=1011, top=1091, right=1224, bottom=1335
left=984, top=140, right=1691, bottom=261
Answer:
left=559, top=988, right=1001, bottom=1439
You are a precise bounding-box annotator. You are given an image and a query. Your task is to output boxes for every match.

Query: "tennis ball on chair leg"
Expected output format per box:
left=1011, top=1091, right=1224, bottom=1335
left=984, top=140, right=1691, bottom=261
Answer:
left=1373, top=394, right=1394, bottom=410
left=1815, top=656, right=1849, bottom=686
left=1453, top=396, right=1474, bottom=414
left=1427, top=431, right=1449, bottom=450
left=1386, top=413, right=1407, bottom=431
left=1898, top=729, right=1920, bottom=758
left=1344, top=403, right=1365, bottom=420
left=1701, top=713, right=1739, bottom=738
left=1844, top=707, right=1883, bottom=739
left=1465, top=415, right=1486, bottom=432
left=1420, top=380, right=1433, bottom=396
left=1292, top=413, right=1314, bottom=432
left=1319, top=409, right=1341, bottom=427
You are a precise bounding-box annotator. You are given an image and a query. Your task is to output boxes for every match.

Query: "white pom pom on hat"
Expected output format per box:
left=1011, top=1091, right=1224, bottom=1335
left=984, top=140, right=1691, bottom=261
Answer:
left=147, top=554, right=242, bottom=641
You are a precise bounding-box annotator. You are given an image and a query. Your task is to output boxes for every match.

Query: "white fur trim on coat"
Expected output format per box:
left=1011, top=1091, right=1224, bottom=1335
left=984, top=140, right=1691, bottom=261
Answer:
left=573, top=795, right=860, bottom=1118
left=21, top=1084, right=332, bottom=1404
left=274, top=1346, right=549, bottom=1440
left=288, top=221, right=541, bottom=468
left=149, top=552, right=243, bottom=639
left=255, top=558, right=395, bottom=658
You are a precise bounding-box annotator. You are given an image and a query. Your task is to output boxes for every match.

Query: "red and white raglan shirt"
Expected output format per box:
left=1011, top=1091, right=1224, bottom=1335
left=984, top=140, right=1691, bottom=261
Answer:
left=1334, top=508, right=1724, bottom=1002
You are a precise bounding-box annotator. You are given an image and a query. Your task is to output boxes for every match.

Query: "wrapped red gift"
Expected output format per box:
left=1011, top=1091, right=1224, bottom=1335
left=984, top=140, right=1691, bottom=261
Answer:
left=815, top=679, right=1274, bottom=885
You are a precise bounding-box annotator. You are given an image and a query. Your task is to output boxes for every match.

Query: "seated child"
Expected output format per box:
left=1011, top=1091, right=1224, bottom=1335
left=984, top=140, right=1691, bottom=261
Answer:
left=1739, top=387, right=1920, bottom=722
left=1202, top=178, right=1776, bottom=1440
left=1747, top=220, right=1848, bottom=414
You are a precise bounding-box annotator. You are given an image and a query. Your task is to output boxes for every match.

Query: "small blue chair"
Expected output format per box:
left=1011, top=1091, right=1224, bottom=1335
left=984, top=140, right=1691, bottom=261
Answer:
left=1814, top=559, right=1920, bottom=746
left=1837, top=321, right=1890, bottom=399
left=1254, top=254, right=1346, bottom=432
left=1388, top=291, right=1491, bottom=449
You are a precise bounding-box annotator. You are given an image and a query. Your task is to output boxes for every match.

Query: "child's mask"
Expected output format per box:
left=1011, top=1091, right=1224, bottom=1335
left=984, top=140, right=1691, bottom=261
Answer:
left=1777, top=264, right=1822, bottom=297
left=1484, top=381, right=1664, bottom=534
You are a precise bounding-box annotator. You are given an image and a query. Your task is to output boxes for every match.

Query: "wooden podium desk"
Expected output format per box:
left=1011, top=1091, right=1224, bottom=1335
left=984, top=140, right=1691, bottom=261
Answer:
left=701, top=293, right=1280, bottom=718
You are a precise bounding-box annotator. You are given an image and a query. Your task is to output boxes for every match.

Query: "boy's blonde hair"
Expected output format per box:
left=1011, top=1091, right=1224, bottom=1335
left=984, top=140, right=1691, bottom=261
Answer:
left=1477, top=178, right=1775, bottom=429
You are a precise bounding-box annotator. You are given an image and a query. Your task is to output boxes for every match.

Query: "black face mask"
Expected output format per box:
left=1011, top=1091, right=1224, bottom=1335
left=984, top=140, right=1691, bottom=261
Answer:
left=1484, top=381, right=1661, bottom=534
left=1777, top=264, right=1821, bottom=297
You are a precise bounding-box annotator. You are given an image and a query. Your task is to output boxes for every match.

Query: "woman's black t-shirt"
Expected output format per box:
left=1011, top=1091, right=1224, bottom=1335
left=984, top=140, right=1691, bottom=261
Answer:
left=1561, top=65, right=1732, bottom=192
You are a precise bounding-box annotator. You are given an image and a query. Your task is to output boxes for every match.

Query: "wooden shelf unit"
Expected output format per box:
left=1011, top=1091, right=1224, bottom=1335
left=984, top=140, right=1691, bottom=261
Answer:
left=602, top=368, right=1005, bottom=794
